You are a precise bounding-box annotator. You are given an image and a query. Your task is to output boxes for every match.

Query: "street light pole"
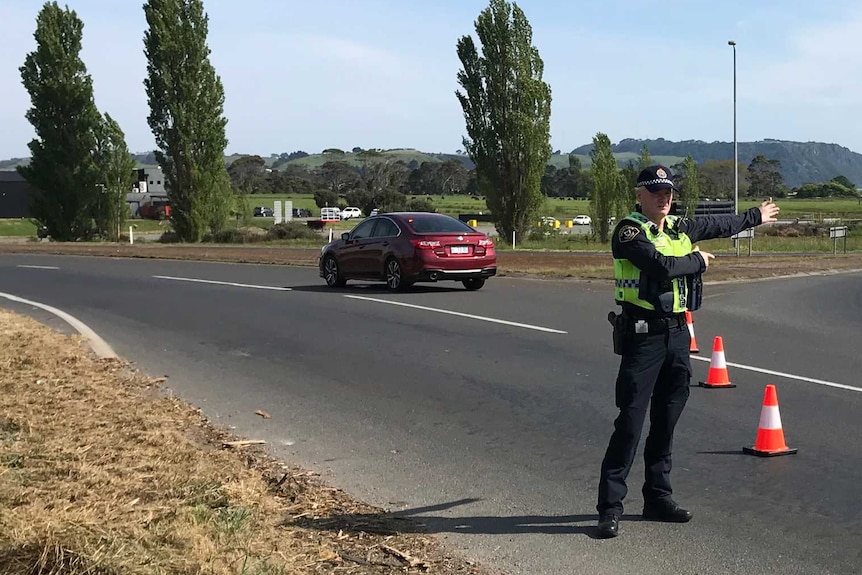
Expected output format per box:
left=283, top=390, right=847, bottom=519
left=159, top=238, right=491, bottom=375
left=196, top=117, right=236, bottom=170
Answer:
left=728, top=40, right=737, bottom=214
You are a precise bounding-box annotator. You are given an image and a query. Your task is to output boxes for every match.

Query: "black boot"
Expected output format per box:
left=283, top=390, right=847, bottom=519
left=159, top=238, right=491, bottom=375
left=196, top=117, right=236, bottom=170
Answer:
left=642, top=499, right=692, bottom=523
left=596, top=513, right=620, bottom=538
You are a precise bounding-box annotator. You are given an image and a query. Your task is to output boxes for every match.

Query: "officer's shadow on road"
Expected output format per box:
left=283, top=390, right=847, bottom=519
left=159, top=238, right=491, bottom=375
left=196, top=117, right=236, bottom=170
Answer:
left=282, top=497, right=647, bottom=539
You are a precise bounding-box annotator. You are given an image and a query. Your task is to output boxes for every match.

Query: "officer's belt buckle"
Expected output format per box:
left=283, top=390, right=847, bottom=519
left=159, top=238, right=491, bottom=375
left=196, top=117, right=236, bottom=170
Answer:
left=634, top=320, right=648, bottom=334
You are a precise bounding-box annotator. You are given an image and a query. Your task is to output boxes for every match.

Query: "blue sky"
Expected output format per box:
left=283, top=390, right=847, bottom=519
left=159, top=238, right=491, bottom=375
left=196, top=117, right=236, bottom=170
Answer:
left=2, top=0, right=861, bottom=159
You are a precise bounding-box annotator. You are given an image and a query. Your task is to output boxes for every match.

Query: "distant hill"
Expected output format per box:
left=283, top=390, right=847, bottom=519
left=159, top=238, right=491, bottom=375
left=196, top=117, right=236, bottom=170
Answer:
left=3, top=139, right=861, bottom=186
left=547, top=152, right=686, bottom=171
left=0, top=156, right=159, bottom=171
left=0, top=158, right=29, bottom=171
left=571, top=138, right=862, bottom=187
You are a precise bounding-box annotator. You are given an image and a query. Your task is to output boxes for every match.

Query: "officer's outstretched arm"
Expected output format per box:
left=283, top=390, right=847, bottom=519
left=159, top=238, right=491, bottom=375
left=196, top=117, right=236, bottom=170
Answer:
left=679, top=208, right=762, bottom=242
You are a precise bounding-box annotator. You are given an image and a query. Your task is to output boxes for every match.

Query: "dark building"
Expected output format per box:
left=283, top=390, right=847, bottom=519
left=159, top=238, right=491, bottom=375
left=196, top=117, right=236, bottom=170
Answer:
left=0, top=171, right=34, bottom=219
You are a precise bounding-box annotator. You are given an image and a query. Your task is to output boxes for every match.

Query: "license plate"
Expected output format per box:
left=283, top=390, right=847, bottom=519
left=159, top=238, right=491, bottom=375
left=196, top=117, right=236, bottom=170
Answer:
left=450, top=245, right=470, bottom=254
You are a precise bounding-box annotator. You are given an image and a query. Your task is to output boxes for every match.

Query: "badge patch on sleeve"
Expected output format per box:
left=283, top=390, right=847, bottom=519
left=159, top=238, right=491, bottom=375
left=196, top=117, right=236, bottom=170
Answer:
left=618, top=225, right=641, bottom=242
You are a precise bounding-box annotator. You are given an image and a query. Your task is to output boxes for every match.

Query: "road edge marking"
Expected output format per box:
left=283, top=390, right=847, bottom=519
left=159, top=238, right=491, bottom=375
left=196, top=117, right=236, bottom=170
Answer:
left=0, top=292, right=117, bottom=359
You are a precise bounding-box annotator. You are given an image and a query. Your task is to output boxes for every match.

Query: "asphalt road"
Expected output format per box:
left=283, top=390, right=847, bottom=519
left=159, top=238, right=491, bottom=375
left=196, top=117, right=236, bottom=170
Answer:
left=2, top=254, right=861, bottom=575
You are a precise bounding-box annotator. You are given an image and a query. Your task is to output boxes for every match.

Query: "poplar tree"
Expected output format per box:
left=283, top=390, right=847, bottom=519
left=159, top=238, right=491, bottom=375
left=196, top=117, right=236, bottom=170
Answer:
left=637, top=144, right=652, bottom=171
left=679, top=156, right=701, bottom=218
left=19, top=1, right=101, bottom=241
left=456, top=0, right=552, bottom=243
left=143, top=0, right=232, bottom=242
left=94, top=114, right=136, bottom=241
left=589, top=133, right=620, bottom=243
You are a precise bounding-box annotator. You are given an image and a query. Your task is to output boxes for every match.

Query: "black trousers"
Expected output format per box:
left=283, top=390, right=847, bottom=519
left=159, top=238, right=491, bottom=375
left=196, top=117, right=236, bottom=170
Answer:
left=597, top=323, right=691, bottom=515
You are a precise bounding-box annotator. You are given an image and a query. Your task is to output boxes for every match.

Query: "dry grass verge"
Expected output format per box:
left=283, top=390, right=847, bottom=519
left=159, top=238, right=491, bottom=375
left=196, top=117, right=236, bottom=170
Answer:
left=0, top=309, right=497, bottom=575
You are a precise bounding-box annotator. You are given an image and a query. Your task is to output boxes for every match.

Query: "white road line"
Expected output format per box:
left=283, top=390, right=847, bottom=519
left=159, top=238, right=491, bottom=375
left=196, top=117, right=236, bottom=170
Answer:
left=0, top=292, right=117, bottom=359
left=344, top=295, right=568, bottom=334
left=690, top=355, right=862, bottom=393
left=153, top=275, right=292, bottom=291
left=17, top=265, right=60, bottom=270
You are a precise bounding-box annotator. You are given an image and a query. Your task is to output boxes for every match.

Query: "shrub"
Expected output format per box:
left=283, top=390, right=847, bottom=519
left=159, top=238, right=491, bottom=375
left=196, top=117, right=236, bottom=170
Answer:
left=266, top=222, right=320, bottom=241
left=204, top=229, right=269, bottom=244
left=205, top=229, right=247, bottom=243
left=405, top=198, right=436, bottom=213
left=158, top=231, right=183, bottom=243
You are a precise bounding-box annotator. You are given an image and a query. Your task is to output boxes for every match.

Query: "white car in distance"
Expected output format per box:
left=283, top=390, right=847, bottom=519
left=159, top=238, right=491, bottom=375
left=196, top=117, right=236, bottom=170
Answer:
left=572, top=215, right=592, bottom=225
left=341, top=207, right=363, bottom=220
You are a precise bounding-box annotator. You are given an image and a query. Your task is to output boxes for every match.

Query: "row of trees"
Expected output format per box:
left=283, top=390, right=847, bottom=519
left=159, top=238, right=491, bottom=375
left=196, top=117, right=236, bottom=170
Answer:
left=227, top=154, right=477, bottom=199
left=19, top=0, right=858, bottom=244
left=20, top=0, right=231, bottom=242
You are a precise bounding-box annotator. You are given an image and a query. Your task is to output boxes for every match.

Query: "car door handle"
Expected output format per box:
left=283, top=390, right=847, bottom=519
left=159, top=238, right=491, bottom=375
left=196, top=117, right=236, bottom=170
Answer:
left=382, top=241, right=389, bottom=246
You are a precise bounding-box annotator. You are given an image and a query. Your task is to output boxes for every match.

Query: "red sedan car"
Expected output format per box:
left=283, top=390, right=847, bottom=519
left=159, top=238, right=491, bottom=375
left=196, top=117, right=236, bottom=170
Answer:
left=319, top=212, right=496, bottom=291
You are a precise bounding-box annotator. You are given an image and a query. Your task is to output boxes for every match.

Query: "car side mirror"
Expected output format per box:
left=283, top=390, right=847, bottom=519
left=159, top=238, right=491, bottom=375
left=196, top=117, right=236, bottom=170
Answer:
left=341, top=232, right=350, bottom=241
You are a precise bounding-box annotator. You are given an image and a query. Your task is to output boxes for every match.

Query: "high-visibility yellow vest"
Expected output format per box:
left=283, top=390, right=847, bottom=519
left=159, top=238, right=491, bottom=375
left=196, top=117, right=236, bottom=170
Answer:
left=614, top=212, right=692, bottom=313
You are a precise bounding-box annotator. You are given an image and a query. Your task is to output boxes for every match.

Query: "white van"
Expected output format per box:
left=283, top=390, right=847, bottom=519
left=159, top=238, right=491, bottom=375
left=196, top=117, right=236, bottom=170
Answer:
left=320, top=207, right=341, bottom=221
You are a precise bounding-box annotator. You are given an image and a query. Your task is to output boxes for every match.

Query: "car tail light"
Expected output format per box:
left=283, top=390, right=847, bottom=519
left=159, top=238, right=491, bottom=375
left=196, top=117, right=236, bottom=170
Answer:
left=476, top=237, right=494, bottom=255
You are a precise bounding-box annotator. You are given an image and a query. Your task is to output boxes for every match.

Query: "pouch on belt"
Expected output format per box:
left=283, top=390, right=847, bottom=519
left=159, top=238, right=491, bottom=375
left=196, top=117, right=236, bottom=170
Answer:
left=608, top=311, right=625, bottom=355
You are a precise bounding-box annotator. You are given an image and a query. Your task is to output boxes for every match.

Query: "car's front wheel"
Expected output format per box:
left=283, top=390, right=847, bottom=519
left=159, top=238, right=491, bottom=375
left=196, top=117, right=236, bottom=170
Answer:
left=462, top=278, right=486, bottom=291
left=385, top=258, right=412, bottom=291
left=323, top=255, right=346, bottom=287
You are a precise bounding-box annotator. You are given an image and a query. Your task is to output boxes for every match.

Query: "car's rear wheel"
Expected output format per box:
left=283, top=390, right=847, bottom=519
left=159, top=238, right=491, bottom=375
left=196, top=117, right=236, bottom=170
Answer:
left=385, top=258, right=411, bottom=291
left=323, top=255, right=346, bottom=287
left=462, top=278, right=486, bottom=291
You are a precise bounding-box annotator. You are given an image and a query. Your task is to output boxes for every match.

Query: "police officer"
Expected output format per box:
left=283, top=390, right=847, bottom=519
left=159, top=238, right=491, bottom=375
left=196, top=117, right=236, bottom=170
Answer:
left=596, top=165, right=780, bottom=538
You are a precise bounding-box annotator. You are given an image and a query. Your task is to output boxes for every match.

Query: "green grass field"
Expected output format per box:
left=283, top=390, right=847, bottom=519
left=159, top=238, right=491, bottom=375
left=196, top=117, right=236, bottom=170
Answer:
left=243, top=194, right=862, bottom=221
left=0, top=218, right=169, bottom=238
left=0, top=219, right=38, bottom=236
left=4, top=197, right=860, bottom=255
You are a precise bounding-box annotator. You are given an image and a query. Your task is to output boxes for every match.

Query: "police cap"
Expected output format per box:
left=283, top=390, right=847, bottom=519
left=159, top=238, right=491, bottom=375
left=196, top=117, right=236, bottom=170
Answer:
left=636, top=165, right=678, bottom=193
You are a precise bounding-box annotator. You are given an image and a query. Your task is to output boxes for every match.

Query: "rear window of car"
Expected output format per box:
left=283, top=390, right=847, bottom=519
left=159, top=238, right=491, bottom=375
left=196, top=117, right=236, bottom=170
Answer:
left=406, top=215, right=475, bottom=234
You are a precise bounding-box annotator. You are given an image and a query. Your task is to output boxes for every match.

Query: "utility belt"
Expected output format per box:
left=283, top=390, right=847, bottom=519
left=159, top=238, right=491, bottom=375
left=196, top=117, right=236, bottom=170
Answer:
left=622, top=312, right=687, bottom=333
left=608, top=311, right=687, bottom=355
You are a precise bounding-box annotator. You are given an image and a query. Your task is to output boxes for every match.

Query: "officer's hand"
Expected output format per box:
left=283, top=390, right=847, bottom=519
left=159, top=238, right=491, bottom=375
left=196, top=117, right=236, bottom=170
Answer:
left=693, top=245, right=715, bottom=268
left=759, top=197, right=780, bottom=224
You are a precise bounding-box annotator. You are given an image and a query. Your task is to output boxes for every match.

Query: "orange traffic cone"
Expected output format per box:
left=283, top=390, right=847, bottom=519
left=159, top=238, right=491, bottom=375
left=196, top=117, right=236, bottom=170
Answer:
left=699, top=336, right=736, bottom=388
left=743, top=385, right=798, bottom=457
left=685, top=311, right=699, bottom=353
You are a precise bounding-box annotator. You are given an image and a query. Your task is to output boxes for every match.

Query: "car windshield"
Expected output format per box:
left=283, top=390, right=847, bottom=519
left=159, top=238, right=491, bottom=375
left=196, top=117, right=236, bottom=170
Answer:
left=406, top=215, right=475, bottom=234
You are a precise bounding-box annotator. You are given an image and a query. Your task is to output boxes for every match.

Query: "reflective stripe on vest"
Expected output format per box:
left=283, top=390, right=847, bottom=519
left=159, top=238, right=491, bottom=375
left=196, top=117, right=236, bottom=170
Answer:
left=614, top=212, right=692, bottom=312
